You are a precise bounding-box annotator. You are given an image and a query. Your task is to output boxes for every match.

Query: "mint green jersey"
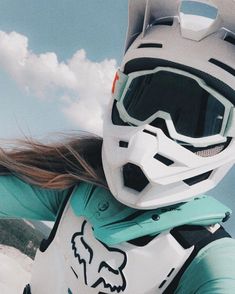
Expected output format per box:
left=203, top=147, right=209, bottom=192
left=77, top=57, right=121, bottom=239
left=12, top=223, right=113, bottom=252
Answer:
left=0, top=175, right=234, bottom=293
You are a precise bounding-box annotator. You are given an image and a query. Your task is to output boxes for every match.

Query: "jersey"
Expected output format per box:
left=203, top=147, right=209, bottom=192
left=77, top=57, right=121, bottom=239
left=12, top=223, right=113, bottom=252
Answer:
left=0, top=175, right=234, bottom=293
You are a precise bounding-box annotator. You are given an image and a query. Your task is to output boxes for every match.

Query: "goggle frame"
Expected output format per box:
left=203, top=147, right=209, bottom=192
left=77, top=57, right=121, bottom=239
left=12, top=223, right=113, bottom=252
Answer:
left=112, top=67, right=234, bottom=148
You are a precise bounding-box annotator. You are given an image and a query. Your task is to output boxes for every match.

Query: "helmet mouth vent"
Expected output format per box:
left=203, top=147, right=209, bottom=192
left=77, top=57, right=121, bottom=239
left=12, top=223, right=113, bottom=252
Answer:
left=154, top=154, right=174, bottom=166
left=123, top=163, right=149, bottom=192
left=185, top=141, right=227, bottom=157
left=195, top=145, right=224, bottom=157
left=183, top=170, right=212, bottom=186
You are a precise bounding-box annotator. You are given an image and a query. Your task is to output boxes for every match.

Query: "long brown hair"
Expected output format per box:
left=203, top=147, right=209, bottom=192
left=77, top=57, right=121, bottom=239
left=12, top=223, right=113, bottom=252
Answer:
left=0, top=134, right=107, bottom=189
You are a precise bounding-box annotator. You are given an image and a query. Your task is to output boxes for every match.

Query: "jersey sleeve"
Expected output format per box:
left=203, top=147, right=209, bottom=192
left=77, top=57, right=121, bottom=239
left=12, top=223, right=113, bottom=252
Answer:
left=176, top=237, right=235, bottom=294
left=0, top=175, right=70, bottom=221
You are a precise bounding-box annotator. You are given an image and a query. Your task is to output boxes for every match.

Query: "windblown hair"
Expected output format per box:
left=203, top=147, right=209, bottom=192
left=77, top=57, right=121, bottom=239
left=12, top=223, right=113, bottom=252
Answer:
left=0, top=134, right=107, bottom=190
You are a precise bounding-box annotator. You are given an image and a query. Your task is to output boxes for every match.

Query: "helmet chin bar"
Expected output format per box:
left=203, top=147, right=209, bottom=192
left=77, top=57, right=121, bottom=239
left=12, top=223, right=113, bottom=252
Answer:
left=102, top=117, right=235, bottom=209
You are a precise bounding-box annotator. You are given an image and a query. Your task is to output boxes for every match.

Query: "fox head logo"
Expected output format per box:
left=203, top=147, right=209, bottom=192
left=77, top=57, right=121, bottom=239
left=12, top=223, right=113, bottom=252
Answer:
left=71, top=220, right=127, bottom=293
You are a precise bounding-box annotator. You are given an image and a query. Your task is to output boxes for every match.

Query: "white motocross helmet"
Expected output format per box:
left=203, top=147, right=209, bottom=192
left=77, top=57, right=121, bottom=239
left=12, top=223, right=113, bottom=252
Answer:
left=102, top=0, right=235, bottom=210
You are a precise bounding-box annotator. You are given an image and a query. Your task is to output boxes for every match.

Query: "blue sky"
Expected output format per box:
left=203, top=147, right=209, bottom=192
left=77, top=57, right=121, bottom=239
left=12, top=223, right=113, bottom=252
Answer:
left=0, top=0, right=127, bottom=138
left=0, top=1, right=234, bottom=235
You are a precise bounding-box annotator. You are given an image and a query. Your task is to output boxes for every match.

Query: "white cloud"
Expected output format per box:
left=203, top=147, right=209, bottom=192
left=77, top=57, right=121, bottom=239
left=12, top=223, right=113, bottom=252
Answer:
left=0, top=31, right=117, bottom=135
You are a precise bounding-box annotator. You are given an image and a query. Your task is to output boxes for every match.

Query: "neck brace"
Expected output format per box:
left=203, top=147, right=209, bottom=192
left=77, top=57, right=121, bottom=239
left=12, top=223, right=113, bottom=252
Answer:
left=29, top=183, right=231, bottom=294
left=71, top=183, right=230, bottom=245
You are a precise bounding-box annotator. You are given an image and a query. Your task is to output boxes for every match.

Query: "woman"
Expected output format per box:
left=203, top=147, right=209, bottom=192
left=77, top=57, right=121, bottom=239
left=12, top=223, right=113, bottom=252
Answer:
left=1, top=0, right=235, bottom=293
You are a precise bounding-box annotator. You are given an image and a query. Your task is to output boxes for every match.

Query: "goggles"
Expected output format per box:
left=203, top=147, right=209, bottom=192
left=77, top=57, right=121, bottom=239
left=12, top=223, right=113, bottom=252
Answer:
left=112, top=67, right=235, bottom=147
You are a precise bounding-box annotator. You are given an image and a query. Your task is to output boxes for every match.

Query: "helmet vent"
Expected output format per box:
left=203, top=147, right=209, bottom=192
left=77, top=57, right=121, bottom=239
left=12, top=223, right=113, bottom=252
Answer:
left=138, top=43, right=163, bottom=49
left=185, top=142, right=226, bottom=157
left=154, top=154, right=174, bottom=166
left=183, top=171, right=212, bottom=186
left=119, top=141, right=129, bottom=148
left=209, top=58, right=235, bottom=77
left=195, top=144, right=224, bottom=157
left=143, top=129, right=157, bottom=137
left=152, top=17, right=174, bottom=27
left=123, top=163, right=149, bottom=192
left=224, top=34, right=235, bottom=46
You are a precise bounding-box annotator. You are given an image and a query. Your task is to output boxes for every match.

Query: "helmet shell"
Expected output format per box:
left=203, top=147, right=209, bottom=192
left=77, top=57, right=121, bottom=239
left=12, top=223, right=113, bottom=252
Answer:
left=102, top=0, right=235, bottom=209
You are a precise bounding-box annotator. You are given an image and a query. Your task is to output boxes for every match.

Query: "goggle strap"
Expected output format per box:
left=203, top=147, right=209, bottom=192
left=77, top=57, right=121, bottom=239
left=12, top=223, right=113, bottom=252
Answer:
left=225, top=107, right=235, bottom=137
left=112, top=69, right=128, bottom=101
